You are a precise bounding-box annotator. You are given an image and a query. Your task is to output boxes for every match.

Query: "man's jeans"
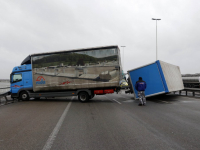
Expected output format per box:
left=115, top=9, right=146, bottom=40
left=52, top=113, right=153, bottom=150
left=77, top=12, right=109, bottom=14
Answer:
left=138, top=91, right=146, bottom=105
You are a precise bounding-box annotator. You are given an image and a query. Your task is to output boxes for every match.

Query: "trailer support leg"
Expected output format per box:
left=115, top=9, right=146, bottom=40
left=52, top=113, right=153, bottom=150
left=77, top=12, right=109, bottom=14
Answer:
left=193, top=92, right=195, bottom=97
left=186, top=91, right=187, bottom=96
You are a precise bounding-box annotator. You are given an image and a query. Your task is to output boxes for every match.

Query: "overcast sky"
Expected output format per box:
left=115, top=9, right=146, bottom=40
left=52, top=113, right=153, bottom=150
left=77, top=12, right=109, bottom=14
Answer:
left=0, top=0, right=200, bottom=79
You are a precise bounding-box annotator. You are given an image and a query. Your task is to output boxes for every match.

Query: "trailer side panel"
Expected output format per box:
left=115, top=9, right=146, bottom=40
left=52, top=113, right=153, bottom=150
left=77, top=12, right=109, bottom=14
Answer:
left=129, top=62, right=165, bottom=99
left=31, top=47, right=121, bottom=92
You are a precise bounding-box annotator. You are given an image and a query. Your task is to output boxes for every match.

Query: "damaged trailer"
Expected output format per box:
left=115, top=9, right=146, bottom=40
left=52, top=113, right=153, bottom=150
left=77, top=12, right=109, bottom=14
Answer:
left=126, top=60, right=184, bottom=99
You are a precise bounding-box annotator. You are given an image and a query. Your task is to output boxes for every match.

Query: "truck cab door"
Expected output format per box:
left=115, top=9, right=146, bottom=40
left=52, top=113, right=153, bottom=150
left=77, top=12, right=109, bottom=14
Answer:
left=11, top=73, right=23, bottom=94
left=23, top=72, right=32, bottom=89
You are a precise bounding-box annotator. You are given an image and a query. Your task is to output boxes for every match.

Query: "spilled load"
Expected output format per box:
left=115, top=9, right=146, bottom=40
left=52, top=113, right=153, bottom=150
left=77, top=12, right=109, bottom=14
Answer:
left=126, top=60, right=184, bottom=99
left=10, top=45, right=122, bottom=102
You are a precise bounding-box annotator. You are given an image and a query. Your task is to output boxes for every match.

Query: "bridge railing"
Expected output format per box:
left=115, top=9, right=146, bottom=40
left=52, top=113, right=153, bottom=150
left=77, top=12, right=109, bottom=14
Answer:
left=0, top=87, right=13, bottom=105
left=0, top=87, right=10, bottom=94
left=173, top=88, right=200, bottom=97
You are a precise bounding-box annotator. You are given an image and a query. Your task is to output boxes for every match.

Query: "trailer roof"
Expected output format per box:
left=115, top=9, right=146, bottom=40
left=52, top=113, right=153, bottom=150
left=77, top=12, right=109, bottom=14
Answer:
left=21, top=45, right=119, bottom=65
left=30, top=45, right=119, bottom=56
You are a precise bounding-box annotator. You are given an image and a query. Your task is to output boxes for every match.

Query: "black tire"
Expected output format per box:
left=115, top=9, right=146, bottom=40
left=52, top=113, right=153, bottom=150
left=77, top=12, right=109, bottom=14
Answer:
left=78, top=92, right=89, bottom=102
left=20, top=91, right=30, bottom=101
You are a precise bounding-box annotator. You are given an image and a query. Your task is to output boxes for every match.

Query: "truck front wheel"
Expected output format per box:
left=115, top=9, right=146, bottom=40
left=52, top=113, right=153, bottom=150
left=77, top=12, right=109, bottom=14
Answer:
left=78, top=92, right=89, bottom=102
left=20, top=91, right=30, bottom=101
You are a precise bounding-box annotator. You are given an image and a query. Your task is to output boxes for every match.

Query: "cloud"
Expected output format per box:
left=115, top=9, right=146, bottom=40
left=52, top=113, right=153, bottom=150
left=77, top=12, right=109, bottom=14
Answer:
left=0, top=0, right=200, bottom=78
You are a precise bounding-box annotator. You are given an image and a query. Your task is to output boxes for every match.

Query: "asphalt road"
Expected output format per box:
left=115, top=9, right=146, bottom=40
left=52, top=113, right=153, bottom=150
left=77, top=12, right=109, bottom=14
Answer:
left=0, top=91, right=200, bottom=150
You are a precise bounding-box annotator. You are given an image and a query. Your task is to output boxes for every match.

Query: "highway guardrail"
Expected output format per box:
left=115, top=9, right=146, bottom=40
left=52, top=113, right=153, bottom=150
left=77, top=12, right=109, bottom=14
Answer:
left=174, top=88, right=200, bottom=97
left=0, top=87, right=15, bottom=105
left=0, top=87, right=10, bottom=94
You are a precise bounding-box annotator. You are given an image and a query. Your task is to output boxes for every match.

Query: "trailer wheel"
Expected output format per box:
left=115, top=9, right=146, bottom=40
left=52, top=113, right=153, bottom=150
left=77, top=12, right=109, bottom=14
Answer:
left=20, top=91, right=30, bottom=101
left=78, top=92, right=89, bottom=102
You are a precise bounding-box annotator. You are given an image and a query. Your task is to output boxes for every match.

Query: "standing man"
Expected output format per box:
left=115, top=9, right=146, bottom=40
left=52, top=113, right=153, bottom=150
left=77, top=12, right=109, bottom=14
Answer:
left=135, top=77, right=147, bottom=106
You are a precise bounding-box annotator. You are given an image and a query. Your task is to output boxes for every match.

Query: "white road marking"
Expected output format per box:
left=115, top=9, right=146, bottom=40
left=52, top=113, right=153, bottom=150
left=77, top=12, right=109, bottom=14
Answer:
left=104, top=95, right=121, bottom=104
left=182, top=101, right=197, bottom=103
left=181, top=96, right=200, bottom=101
left=112, top=99, right=121, bottom=104
left=118, top=95, right=128, bottom=99
left=154, top=99, right=169, bottom=104
left=123, top=100, right=135, bottom=103
left=42, top=97, right=74, bottom=150
left=161, top=101, right=169, bottom=103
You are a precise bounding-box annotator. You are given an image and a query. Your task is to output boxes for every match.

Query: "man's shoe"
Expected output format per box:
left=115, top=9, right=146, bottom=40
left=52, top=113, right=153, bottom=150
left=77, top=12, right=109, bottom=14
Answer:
left=143, top=103, right=146, bottom=106
left=138, top=104, right=142, bottom=106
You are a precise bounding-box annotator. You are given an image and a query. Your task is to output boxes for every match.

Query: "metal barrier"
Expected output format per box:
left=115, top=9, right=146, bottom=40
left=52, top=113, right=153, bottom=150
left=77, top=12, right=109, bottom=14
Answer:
left=173, top=88, right=200, bottom=97
left=0, top=87, right=14, bottom=105
left=0, top=87, right=10, bottom=94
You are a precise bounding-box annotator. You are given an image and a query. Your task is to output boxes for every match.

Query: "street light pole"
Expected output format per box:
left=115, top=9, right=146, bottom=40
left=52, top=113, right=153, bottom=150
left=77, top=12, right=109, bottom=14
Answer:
left=152, top=18, right=161, bottom=60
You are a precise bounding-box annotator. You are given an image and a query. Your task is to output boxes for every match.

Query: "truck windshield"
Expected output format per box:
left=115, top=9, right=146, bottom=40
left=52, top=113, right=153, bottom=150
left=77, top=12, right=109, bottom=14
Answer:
left=12, top=74, right=22, bottom=83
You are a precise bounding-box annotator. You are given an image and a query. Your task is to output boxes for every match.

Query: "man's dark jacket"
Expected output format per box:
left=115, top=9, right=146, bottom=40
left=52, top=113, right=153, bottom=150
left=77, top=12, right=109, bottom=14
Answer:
left=135, top=80, right=146, bottom=91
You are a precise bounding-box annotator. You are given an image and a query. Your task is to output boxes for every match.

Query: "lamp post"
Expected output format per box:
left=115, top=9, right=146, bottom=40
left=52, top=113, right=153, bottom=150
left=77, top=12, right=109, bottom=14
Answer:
left=152, top=18, right=161, bottom=60
left=121, top=46, right=126, bottom=69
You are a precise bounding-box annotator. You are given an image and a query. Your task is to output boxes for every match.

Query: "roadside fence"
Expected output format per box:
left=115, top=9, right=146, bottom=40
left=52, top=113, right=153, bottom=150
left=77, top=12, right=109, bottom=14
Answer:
left=0, top=87, right=10, bottom=94
left=173, top=88, right=200, bottom=97
left=0, top=87, right=16, bottom=106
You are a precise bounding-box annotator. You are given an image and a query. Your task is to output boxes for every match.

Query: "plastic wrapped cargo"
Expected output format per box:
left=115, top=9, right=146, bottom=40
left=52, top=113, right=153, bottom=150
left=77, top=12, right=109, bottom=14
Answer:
left=128, top=60, right=184, bottom=99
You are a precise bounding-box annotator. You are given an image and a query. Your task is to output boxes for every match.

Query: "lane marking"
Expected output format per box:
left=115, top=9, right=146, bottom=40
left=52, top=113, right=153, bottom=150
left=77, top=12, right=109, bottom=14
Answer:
left=154, top=99, right=169, bottom=103
left=42, top=97, right=74, bottom=150
left=118, top=95, right=135, bottom=101
left=161, top=101, right=169, bottom=103
left=104, top=95, right=121, bottom=104
left=112, top=99, right=121, bottom=104
left=118, top=95, right=128, bottom=99
left=123, top=100, right=135, bottom=103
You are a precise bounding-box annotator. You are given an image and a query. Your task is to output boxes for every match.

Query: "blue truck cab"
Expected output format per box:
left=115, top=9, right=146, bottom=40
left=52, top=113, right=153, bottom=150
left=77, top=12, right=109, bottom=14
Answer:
left=10, top=64, right=33, bottom=99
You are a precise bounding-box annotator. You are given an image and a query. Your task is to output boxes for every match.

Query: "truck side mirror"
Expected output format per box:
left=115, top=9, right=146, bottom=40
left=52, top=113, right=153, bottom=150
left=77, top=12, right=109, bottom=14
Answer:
left=10, top=73, right=13, bottom=83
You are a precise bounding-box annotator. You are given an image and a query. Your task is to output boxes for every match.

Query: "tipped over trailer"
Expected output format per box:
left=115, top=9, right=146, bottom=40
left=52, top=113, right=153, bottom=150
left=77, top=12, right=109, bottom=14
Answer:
left=10, top=45, right=122, bottom=102
left=126, top=60, right=184, bottom=99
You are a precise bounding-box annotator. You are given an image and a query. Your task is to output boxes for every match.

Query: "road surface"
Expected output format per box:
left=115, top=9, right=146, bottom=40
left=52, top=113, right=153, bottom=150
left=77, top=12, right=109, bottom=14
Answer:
left=0, top=91, right=200, bottom=150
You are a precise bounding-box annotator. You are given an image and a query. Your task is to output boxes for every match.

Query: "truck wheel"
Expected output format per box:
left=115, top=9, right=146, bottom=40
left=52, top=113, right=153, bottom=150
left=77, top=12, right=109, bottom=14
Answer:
left=78, top=92, right=89, bottom=102
left=20, top=91, right=30, bottom=101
